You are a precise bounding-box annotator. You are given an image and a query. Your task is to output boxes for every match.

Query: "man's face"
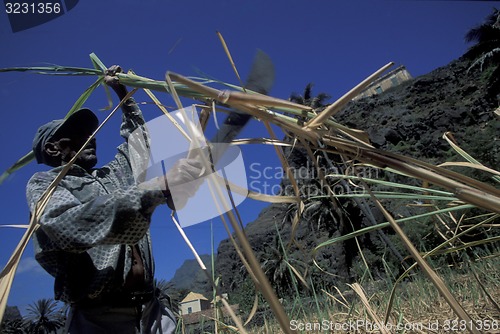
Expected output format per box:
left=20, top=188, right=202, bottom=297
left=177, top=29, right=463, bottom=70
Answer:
left=49, top=129, right=97, bottom=170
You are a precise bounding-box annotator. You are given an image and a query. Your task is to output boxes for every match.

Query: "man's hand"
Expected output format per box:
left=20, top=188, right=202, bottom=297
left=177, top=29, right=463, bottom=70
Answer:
left=163, top=158, right=205, bottom=210
left=104, top=65, right=128, bottom=100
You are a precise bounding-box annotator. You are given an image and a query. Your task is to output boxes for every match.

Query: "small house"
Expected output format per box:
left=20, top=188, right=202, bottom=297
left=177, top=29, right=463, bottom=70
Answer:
left=353, top=65, right=412, bottom=100
left=179, top=292, right=210, bottom=315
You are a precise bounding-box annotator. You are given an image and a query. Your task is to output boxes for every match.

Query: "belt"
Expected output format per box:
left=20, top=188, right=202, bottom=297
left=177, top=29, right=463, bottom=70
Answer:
left=119, top=291, right=155, bottom=306
left=76, top=290, right=155, bottom=308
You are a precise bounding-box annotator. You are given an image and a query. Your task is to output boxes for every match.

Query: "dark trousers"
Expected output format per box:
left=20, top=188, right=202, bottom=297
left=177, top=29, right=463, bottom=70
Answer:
left=66, top=297, right=177, bottom=334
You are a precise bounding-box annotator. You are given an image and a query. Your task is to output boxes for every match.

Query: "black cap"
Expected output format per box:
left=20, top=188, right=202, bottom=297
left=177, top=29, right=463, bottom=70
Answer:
left=32, top=108, right=99, bottom=165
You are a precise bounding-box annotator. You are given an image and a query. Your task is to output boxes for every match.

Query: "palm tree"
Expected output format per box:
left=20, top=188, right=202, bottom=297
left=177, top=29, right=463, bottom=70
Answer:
left=24, top=299, right=64, bottom=334
left=1, top=305, right=26, bottom=333
left=289, top=83, right=331, bottom=109
left=260, top=235, right=307, bottom=297
left=154, top=279, right=179, bottom=314
left=289, top=83, right=331, bottom=125
left=465, top=8, right=500, bottom=59
left=465, top=8, right=500, bottom=101
left=1, top=318, right=27, bottom=334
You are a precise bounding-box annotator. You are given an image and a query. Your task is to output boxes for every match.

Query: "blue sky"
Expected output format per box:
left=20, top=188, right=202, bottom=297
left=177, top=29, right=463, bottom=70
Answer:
left=0, top=0, right=496, bottom=313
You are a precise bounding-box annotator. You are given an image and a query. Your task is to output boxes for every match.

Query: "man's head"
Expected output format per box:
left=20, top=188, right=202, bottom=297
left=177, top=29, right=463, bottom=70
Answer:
left=33, top=108, right=99, bottom=171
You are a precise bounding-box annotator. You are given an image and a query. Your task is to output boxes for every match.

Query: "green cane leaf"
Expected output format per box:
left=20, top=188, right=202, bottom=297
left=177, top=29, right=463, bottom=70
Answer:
left=89, top=52, right=107, bottom=72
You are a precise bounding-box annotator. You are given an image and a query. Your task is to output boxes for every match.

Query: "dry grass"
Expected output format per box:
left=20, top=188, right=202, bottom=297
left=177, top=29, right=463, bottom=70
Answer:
left=250, top=257, right=500, bottom=334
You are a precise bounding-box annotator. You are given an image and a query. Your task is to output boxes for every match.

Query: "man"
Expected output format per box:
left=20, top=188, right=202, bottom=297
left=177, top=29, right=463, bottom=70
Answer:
left=27, top=66, right=202, bottom=333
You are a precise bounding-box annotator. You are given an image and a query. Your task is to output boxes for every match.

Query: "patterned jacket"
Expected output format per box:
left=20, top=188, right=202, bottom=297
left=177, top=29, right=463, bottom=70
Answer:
left=26, top=98, right=166, bottom=304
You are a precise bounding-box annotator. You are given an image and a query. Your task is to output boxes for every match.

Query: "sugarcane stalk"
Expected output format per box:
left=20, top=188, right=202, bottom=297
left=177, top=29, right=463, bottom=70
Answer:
left=321, top=137, right=500, bottom=214
left=305, top=62, right=394, bottom=129
left=369, top=191, right=481, bottom=334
